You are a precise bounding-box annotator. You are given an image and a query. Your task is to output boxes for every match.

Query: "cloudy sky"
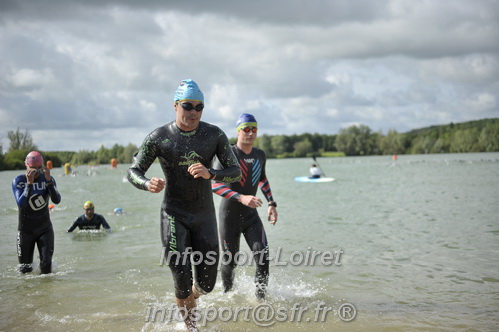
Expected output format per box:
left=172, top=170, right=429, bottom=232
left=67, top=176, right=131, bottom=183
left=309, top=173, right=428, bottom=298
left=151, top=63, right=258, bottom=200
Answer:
left=1, top=0, right=498, bottom=151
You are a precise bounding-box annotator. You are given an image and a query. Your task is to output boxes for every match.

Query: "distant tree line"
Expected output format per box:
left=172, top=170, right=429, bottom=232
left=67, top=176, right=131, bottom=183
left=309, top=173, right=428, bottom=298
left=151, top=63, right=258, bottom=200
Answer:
left=1, top=118, right=498, bottom=170
left=0, top=128, right=138, bottom=171
left=247, top=118, right=498, bottom=158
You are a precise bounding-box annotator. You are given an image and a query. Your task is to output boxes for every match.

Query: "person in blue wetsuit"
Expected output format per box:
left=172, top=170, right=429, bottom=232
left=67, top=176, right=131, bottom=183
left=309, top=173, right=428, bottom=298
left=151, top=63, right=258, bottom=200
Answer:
left=127, top=79, right=241, bottom=331
left=212, top=113, right=278, bottom=300
left=12, top=151, right=61, bottom=274
left=67, top=201, right=111, bottom=232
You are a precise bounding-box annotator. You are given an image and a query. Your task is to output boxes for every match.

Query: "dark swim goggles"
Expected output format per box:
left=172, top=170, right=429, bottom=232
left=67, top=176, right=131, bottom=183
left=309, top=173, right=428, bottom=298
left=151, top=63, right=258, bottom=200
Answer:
left=180, top=102, right=204, bottom=112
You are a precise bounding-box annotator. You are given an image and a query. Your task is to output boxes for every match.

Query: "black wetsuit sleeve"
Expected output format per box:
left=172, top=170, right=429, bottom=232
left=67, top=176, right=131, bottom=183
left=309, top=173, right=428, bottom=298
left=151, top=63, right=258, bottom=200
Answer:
left=258, top=151, right=275, bottom=203
left=127, top=130, right=160, bottom=191
left=67, top=217, right=79, bottom=232
left=210, top=148, right=238, bottom=202
left=211, top=150, right=241, bottom=202
left=100, top=215, right=111, bottom=230
left=210, top=132, right=241, bottom=183
left=47, top=177, right=61, bottom=204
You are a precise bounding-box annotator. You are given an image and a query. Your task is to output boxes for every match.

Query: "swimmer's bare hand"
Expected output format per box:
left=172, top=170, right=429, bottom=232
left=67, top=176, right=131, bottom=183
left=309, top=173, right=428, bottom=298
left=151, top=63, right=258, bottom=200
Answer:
left=147, top=177, right=166, bottom=193
left=268, top=206, right=278, bottom=225
left=187, top=163, right=211, bottom=179
left=25, top=169, right=37, bottom=185
left=41, top=167, right=51, bottom=181
left=239, top=195, right=262, bottom=209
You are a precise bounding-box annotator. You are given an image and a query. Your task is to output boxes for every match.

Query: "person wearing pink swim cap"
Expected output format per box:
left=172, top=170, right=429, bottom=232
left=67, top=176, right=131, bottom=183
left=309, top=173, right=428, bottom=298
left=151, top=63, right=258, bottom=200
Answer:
left=12, top=151, right=61, bottom=274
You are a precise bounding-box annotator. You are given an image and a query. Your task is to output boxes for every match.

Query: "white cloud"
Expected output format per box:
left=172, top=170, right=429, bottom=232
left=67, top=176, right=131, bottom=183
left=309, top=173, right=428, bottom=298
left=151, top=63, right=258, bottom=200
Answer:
left=465, top=93, right=496, bottom=113
left=0, top=0, right=498, bottom=150
left=8, top=68, right=55, bottom=88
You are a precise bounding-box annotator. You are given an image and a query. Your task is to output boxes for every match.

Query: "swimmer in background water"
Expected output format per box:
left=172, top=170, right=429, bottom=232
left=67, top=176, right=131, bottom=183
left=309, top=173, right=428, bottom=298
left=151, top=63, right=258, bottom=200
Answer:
left=67, top=201, right=111, bottom=232
left=12, top=151, right=62, bottom=274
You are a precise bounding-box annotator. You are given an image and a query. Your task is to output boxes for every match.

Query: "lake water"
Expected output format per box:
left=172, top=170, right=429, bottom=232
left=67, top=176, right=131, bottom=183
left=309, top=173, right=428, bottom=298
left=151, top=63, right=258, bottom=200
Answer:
left=1, top=153, right=498, bottom=331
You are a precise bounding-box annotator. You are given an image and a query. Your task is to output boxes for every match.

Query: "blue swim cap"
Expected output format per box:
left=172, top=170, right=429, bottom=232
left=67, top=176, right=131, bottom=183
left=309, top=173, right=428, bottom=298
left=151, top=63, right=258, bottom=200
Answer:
left=174, top=79, right=204, bottom=102
left=236, top=113, right=258, bottom=131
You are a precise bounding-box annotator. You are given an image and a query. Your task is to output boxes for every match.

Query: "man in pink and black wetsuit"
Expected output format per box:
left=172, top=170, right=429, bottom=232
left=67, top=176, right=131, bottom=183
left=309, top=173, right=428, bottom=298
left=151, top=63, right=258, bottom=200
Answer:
left=212, top=113, right=278, bottom=300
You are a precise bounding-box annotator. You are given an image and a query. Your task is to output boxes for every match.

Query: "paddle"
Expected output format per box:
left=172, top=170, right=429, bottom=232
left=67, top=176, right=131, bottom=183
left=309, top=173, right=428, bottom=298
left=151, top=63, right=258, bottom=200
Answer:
left=312, top=155, right=326, bottom=177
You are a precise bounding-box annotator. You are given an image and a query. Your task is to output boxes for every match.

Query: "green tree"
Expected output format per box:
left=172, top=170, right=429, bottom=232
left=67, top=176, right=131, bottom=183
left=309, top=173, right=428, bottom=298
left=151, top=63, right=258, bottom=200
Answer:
left=120, top=143, right=139, bottom=164
left=293, top=138, right=313, bottom=157
left=479, top=122, right=499, bottom=152
left=0, top=140, right=4, bottom=170
left=379, top=129, right=405, bottom=155
left=335, top=125, right=375, bottom=156
left=255, top=134, right=273, bottom=156
left=96, top=145, right=112, bottom=164
left=410, top=136, right=435, bottom=154
left=7, top=128, right=37, bottom=152
left=43, top=152, right=63, bottom=168
left=271, top=135, right=291, bottom=156
left=449, top=128, right=480, bottom=153
left=432, top=137, right=450, bottom=154
left=4, top=149, right=31, bottom=169
left=54, top=151, right=77, bottom=166
left=109, top=144, right=124, bottom=162
left=72, top=150, right=95, bottom=165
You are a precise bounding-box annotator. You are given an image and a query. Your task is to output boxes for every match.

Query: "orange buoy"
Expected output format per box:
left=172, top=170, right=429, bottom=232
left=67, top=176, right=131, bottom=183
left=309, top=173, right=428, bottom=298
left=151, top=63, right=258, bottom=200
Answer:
left=49, top=204, right=55, bottom=211
left=111, top=158, right=118, bottom=168
left=46, top=160, right=53, bottom=169
left=392, top=154, right=398, bottom=160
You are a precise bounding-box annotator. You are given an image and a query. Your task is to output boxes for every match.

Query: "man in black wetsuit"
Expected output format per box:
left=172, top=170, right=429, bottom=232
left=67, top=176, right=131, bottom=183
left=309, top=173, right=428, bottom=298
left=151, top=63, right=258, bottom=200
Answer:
left=212, top=113, right=278, bottom=300
left=12, top=151, right=61, bottom=274
left=127, top=79, right=241, bottom=330
left=67, top=201, right=111, bottom=232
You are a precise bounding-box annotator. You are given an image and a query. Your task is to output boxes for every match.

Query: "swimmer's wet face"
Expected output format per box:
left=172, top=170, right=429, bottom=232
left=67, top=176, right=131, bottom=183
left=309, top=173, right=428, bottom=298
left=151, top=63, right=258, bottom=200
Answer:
left=84, top=207, right=95, bottom=220
left=237, top=126, right=258, bottom=146
left=175, top=100, right=203, bottom=131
